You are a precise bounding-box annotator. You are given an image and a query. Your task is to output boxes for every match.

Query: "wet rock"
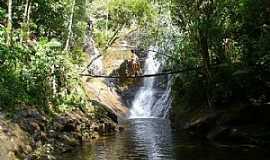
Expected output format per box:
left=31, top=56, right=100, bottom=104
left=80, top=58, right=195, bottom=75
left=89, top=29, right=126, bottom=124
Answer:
left=1, top=106, right=120, bottom=159
left=207, top=127, right=230, bottom=141
left=120, top=86, right=139, bottom=106
left=91, top=100, right=119, bottom=123
left=117, top=125, right=125, bottom=132
left=184, top=113, right=219, bottom=135
left=90, top=132, right=99, bottom=139
left=61, top=133, right=79, bottom=146
left=25, top=145, right=33, bottom=153
left=57, top=143, right=73, bottom=153
left=53, top=114, right=81, bottom=133
left=226, top=128, right=261, bottom=145
left=48, top=130, right=56, bottom=137
left=0, top=116, right=33, bottom=160
left=39, top=154, right=56, bottom=160
left=107, top=111, right=118, bottom=124
left=40, top=131, right=48, bottom=142
left=62, top=123, right=77, bottom=132
left=28, top=144, right=55, bottom=160
left=91, top=123, right=99, bottom=132
left=30, top=122, right=41, bottom=132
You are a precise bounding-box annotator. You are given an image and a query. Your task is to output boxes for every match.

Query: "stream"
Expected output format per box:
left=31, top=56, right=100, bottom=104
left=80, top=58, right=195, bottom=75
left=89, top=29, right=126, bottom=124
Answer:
left=58, top=118, right=269, bottom=160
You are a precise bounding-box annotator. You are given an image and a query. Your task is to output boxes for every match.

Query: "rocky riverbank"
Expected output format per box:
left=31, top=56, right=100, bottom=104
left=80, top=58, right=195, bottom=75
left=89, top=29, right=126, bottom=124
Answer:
left=170, top=102, right=270, bottom=148
left=0, top=103, right=122, bottom=160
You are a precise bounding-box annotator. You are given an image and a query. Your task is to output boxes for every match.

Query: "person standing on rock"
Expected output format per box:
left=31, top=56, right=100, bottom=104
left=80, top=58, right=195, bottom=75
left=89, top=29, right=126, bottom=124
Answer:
left=130, top=50, right=142, bottom=77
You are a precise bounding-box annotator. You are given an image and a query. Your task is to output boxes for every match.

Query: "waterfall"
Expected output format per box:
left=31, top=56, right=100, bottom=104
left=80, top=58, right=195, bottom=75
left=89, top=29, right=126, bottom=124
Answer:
left=129, top=47, right=172, bottom=119
left=90, top=47, right=103, bottom=75
left=151, top=78, right=172, bottom=119
left=84, top=18, right=103, bottom=75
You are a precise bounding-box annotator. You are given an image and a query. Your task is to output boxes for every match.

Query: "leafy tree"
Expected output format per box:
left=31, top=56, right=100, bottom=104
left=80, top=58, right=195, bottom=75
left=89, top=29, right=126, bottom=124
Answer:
left=169, top=0, right=270, bottom=109
left=0, top=0, right=93, bottom=113
left=89, top=0, right=156, bottom=49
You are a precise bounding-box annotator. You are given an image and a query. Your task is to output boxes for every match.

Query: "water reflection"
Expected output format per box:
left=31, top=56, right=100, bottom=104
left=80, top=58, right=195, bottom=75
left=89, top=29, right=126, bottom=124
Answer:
left=130, top=119, right=174, bottom=160
left=58, top=119, right=270, bottom=160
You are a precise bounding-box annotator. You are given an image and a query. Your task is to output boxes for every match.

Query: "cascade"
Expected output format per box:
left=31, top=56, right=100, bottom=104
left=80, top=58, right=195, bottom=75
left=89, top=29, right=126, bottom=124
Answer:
left=90, top=47, right=103, bottom=75
left=129, top=46, right=172, bottom=119
left=84, top=18, right=103, bottom=75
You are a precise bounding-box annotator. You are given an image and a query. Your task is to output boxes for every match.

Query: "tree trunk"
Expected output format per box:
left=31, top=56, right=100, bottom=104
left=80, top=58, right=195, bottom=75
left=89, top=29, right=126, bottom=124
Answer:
left=199, top=28, right=210, bottom=73
left=21, top=0, right=32, bottom=42
left=199, top=28, right=212, bottom=108
left=51, top=65, right=57, bottom=98
left=196, top=0, right=212, bottom=108
left=64, top=0, right=76, bottom=51
left=23, top=0, right=30, bottom=21
left=7, top=0, right=13, bottom=46
left=26, top=1, right=32, bottom=36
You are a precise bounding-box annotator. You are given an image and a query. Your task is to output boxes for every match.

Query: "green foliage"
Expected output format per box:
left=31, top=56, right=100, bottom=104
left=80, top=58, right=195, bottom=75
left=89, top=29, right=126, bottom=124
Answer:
left=108, top=0, right=155, bottom=27
left=1, top=0, right=269, bottom=116
left=89, top=0, right=156, bottom=48
left=0, top=7, right=5, bottom=19
left=94, top=30, right=109, bottom=48
left=168, top=0, right=270, bottom=110
left=31, top=0, right=67, bottom=40
left=0, top=0, right=95, bottom=113
left=0, top=36, right=89, bottom=113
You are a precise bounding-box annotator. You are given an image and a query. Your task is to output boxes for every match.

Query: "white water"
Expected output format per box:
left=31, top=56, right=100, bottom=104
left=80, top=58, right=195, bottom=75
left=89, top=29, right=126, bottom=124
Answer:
left=84, top=18, right=103, bottom=75
left=129, top=47, right=172, bottom=119
left=84, top=39, right=103, bottom=75
left=152, top=78, right=173, bottom=119
left=90, top=47, right=103, bottom=75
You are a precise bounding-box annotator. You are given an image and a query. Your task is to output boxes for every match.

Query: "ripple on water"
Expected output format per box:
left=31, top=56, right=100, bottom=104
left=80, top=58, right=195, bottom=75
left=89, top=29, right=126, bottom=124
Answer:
left=58, top=118, right=270, bottom=160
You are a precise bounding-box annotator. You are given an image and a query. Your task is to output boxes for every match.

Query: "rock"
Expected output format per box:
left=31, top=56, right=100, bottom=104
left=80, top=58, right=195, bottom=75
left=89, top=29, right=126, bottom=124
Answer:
left=30, top=122, right=41, bottom=132
left=90, top=132, right=99, bottom=139
left=48, top=130, right=56, bottom=137
left=227, top=128, right=260, bottom=145
left=40, top=154, right=56, bottom=160
left=184, top=113, right=219, bottom=135
left=62, top=123, right=77, bottom=132
left=1, top=107, right=120, bottom=159
left=40, top=131, right=48, bottom=142
left=7, top=151, right=16, bottom=160
left=207, top=127, right=229, bottom=141
left=25, top=145, right=33, bottom=153
left=93, top=126, right=99, bottom=132
left=61, top=134, right=79, bottom=146
left=118, top=125, right=125, bottom=132
left=54, top=119, right=72, bottom=132
left=55, top=143, right=73, bottom=153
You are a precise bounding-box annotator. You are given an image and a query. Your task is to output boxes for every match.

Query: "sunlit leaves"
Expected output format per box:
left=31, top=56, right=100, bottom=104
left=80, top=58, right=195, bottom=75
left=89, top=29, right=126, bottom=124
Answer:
left=46, top=38, right=62, bottom=48
left=108, top=0, right=155, bottom=27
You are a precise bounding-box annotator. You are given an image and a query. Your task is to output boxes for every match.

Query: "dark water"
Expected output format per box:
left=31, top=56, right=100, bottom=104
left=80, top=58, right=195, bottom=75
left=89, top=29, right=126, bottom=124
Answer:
left=58, top=119, right=270, bottom=160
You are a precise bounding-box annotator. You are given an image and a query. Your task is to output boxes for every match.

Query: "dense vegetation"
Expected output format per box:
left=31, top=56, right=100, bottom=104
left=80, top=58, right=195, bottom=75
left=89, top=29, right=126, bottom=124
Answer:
left=1, top=0, right=269, bottom=129
left=121, top=0, right=270, bottom=114
left=0, top=0, right=157, bottom=114
left=167, top=0, right=270, bottom=112
left=0, top=0, right=93, bottom=113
